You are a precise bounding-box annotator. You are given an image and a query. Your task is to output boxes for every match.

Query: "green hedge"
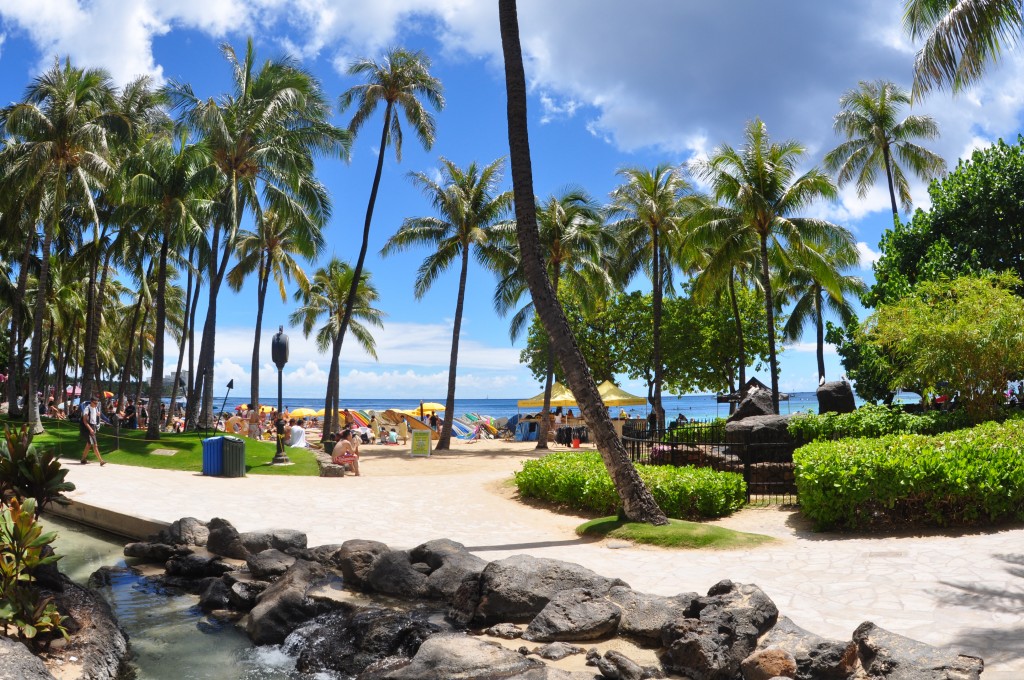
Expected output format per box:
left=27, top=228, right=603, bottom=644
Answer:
left=788, top=404, right=972, bottom=441
left=514, top=451, right=746, bottom=520
left=794, top=419, right=1024, bottom=530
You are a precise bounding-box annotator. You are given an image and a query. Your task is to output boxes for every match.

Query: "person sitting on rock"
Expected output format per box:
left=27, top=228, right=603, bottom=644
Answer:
left=331, top=429, right=360, bottom=476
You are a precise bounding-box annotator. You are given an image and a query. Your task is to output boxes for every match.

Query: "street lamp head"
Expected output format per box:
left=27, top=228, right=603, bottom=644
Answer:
left=271, top=325, right=289, bottom=370
left=226, top=379, right=234, bottom=390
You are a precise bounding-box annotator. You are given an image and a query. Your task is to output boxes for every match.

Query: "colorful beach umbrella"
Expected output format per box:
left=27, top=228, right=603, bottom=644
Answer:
left=419, top=402, right=446, bottom=412
left=290, top=407, right=317, bottom=417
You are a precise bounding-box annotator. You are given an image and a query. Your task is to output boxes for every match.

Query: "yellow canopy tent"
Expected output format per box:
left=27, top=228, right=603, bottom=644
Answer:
left=517, top=382, right=578, bottom=409
left=597, top=380, right=647, bottom=407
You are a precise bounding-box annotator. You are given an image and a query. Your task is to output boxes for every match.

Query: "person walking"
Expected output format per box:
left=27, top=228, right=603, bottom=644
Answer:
left=80, top=396, right=106, bottom=466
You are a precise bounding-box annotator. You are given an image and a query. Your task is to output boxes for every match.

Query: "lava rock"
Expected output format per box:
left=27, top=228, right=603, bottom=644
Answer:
left=608, top=586, right=696, bottom=644
left=383, top=633, right=546, bottom=679
left=594, top=649, right=660, bottom=680
left=206, top=518, right=249, bottom=560
left=51, top=575, right=129, bottom=680
left=531, top=641, right=585, bottom=661
left=291, top=543, right=345, bottom=567
left=740, top=647, right=798, bottom=680
left=486, top=623, right=524, bottom=639
left=853, top=621, right=983, bottom=679
left=164, top=517, right=210, bottom=546
left=124, top=542, right=190, bottom=563
left=757, top=616, right=857, bottom=680
left=816, top=381, right=856, bottom=415
left=165, top=552, right=233, bottom=579
left=410, top=539, right=489, bottom=601
left=198, top=577, right=231, bottom=611
left=245, top=559, right=343, bottom=645
left=336, top=539, right=391, bottom=590
left=524, top=588, right=621, bottom=642
left=365, top=550, right=432, bottom=599
left=0, top=637, right=55, bottom=679
left=728, top=387, right=776, bottom=422
left=229, top=579, right=269, bottom=610
left=239, top=529, right=307, bottom=555
left=246, top=549, right=296, bottom=580
left=724, top=415, right=794, bottom=447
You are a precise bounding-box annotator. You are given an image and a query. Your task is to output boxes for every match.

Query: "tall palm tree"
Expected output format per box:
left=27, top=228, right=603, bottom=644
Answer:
left=608, top=165, right=694, bottom=427
left=228, top=209, right=319, bottom=415
left=493, top=188, right=612, bottom=448
left=778, top=241, right=866, bottom=382
left=381, top=157, right=512, bottom=450
left=122, top=132, right=214, bottom=439
left=823, top=80, right=946, bottom=222
left=0, top=59, right=118, bottom=433
left=333, top=48, right=444, bottom=437
left=498, top=0, right=667, bottom=525
left=167, top=38, right=346, bottom=427
left=692, top=119, right=854, bottom=413
left=290, top=258, right=384, bottom=427
left=903, top=0, right=1023, bottom=96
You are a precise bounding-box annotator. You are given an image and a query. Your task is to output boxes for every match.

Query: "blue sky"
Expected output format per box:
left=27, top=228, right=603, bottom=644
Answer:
left=2, top=1, right=1023, bottom=400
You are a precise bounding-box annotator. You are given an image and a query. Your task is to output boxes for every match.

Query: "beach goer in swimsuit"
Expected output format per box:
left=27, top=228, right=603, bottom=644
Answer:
left=248, top=407, right=261, bottom=439
left=331, top=429, right=360, bottom=475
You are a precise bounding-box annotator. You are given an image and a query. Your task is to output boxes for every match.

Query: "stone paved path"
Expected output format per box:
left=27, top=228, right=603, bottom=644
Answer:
left=59, top=456, right=1024, bottom=677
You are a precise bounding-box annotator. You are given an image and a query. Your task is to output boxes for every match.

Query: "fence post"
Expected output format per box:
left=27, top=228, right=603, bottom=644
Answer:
left=743, top=442, right=752, bottom=503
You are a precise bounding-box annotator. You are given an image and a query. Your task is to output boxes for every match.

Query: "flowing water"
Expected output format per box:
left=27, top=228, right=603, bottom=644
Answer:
left=45, top=515, right=320, bottom=679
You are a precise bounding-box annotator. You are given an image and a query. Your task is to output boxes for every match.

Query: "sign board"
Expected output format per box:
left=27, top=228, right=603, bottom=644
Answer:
left=410, top=430, right=432, bottom=457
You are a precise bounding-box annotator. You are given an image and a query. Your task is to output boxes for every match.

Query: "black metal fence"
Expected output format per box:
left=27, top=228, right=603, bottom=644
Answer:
left=622, top=420, right=797, bottom=505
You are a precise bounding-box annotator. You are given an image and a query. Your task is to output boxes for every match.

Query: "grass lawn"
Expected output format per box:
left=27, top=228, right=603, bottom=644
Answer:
left=3, top=417, right=319, bottom=476
left=577, top=516, right=774, bottom=549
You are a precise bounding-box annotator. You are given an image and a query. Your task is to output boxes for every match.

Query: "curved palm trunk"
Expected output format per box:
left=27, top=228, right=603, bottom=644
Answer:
left=882, top=144, right=900, bottom=224
left=28, top=226, right=53, bottom=435
left=728, top=269, right=746, bottom=397
left=7, top=243, right=32, bottom=417
left=537, top=269, right=561, bottom=450
left=327, top=100, right=393, bottom=436
left=184, top=253, right=201, bottom=425
left=758, top=233, right=780, bottom=414
left=651, top=225, right=664, bottom=428
left=166, top=255, right=196, bottom=430
left=814, top=285, right=825, bottom=382
left=437, top=245, right=470, bottom=450
left=146, top=231, right=171, bottom=440
left=324, top=332, right=342, bottom=436
left=250, top=257, right=270, bottom=414
left=500, top=0, right=666, bottom=525
left=117, top=293, right=145, bottom=407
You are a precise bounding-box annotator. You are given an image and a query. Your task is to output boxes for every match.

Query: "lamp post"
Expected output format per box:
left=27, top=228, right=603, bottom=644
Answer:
left=219, top=379, right=235, bottom=428
left=271, top=326, right=290, bottom=464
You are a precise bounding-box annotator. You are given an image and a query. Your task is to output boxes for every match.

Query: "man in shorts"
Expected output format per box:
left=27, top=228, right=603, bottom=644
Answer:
left=248, top=405, right=261, bottom=439
left=80, top=396, right=106, bottom=465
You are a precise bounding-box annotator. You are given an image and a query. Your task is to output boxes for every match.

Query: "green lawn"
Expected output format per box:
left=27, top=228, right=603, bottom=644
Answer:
left=4, top=417, right=319, bottom=476
left=576, top=516, right=775, bottom=549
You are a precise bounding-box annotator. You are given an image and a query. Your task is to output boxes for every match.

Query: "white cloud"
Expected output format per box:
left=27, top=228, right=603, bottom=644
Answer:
left=538, top=91, right=582, bottom=124
left=785, top=342, right=837, bottom=356
left=856, top=241, right=881, bottom=269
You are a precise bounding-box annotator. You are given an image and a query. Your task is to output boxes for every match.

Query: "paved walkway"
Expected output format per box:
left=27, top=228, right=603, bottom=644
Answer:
left=59, top=454, right=1024, bottom=677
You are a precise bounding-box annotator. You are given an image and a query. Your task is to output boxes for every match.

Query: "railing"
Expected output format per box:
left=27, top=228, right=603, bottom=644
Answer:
left=622, top=420, right=797, bottom=505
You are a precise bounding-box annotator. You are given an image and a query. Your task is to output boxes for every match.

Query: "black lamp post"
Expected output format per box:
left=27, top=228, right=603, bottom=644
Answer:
left=271, top=326, right=290, bottom=464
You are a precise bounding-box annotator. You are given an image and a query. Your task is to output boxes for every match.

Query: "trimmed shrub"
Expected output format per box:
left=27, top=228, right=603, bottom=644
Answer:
left=514, top=451, right=746, bottom=520
left=794, top=419, right=1024, bottom=530
left=788, top=403, right=972, bottom=442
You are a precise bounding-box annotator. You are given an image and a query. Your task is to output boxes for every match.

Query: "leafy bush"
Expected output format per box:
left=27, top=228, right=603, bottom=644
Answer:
left=664, top=418, right=726, bottom=444
left=794, top=419, right=1024, bottom=530
left=788, top=404, right=973, bottom=442
left=0, top=425, right=76, bottom=515
left=514, top=452, right=746, bottom=519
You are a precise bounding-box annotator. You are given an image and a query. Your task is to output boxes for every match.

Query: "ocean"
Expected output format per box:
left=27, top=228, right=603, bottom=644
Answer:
left=211, top=391, right=867, bottom=421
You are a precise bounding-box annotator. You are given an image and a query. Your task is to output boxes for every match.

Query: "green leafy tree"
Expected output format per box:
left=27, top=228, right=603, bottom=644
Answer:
left=381, top=158, right=512, bottom=450
left=866, top=272, right=1024, bottom=420
left=823, top=80, right=945, bottom=221
left=519, top=300, right=619, bottom=388
left=826, top=320, right=903, bottom=404
left=904, top=0, right=1023, bottom=96
left=335, top=48, right=443, bottom=437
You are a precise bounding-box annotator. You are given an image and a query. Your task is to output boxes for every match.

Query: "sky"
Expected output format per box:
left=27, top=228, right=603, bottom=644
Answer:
left=1, top=1, right=1023, bottom=401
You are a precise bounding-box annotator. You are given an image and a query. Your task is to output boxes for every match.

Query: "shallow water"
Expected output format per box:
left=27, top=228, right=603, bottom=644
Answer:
left=44, top=514, right=320, bottom=679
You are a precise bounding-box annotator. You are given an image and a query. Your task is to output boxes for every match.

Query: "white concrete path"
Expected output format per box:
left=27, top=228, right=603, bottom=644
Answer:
left=60, top=455, right=1024, bottom=677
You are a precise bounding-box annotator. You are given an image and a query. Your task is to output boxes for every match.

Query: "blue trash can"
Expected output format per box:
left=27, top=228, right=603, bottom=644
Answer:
left=202, top=436, right=224, bottom=476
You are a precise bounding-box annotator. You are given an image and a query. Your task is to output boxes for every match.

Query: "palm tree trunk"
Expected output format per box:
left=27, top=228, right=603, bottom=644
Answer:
left=133, top=306, right=149, bottom=410
left=728, top=269, right=746, bottom=393
left=814, top=285, right=825, bottom=382
left=28, top=225, right=53, bottom=435
left=168, top=249, right=198, bottom=429
left=7, top=242, right=32, bottom=417
left=499, top=0, right=666, bottom=525
left=882, top=144, right=900, bottom=223
left=185, top=251, right=201, bottom=423
left=437, top=245, right=470, bottom=450
left=537, top=268, right=560, bottom=450
left=329, top=100, right=393, bottom=428
left=324, top=332, right=342, bottom=436
left=759, top=233, right=780, bottom=414
left=651, top=225, right=664, bottom=427
left=145, top=230, right=171, bottom=440
left=250, top=258, right=270, bottom=418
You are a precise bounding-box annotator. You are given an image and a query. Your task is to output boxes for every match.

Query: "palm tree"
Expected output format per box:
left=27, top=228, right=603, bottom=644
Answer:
left=823, top=80, right=946, bottom=222
left=0, top=59, right=118, bottom=433
left=692, top=119, right=854, bottom=413
left=228, top=209, right=319, bottom=417
left=608, top=165, right=694, bottom=427
left=381, top=157, right=512, bottom=450
left=166, top=38, right=346, bottom=427
left=493, top=188, right=612, bottom=448
left=778, top=241, right=866, bottom=382
left=290, top=258, right=384, bottom=428
left=903, top=0, right=1023, bottom=96
left=333, top=48, right=444, bottom=437
left=498, top=0, right=667, bottom=525
left=121, top=132, right=214, bottom=439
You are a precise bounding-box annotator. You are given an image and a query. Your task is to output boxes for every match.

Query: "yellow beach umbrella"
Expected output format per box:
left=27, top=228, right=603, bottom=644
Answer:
left=418, top=401, right=446, bottom=412
left=517, top=382, right=578, bottom=409
left=597, top=380, right=647, bottom=407
left=291, top=407, right=317, bottom=417
left=314, top=408, right=326, bottom=417
left=258, top=404, right=275, bottom=414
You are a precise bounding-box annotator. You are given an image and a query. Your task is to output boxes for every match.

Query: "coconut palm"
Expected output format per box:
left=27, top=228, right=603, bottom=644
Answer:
left=823, top=80, right=946, bottom=222
left=492, top=188, right=612, bottom=448
left=903, top=0, right=1023, bottom=96
left=166, top=38, right=346, bottom=427
left=692, top=118, right=854, bottom=413
left=0, top=59, right=118, bottom=433
left=777, top=241, right=866, bottom=382
left=381, top=157, right=512, bottom=450
left=498, top=0, right=667, bottom=524
left=290, top=259, right=384, bottom=430
left=228, top=209, right=319, bottom=419
left=333, top=48, right=444, bottom=437
left=608, top=165, right=695, bottom=427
